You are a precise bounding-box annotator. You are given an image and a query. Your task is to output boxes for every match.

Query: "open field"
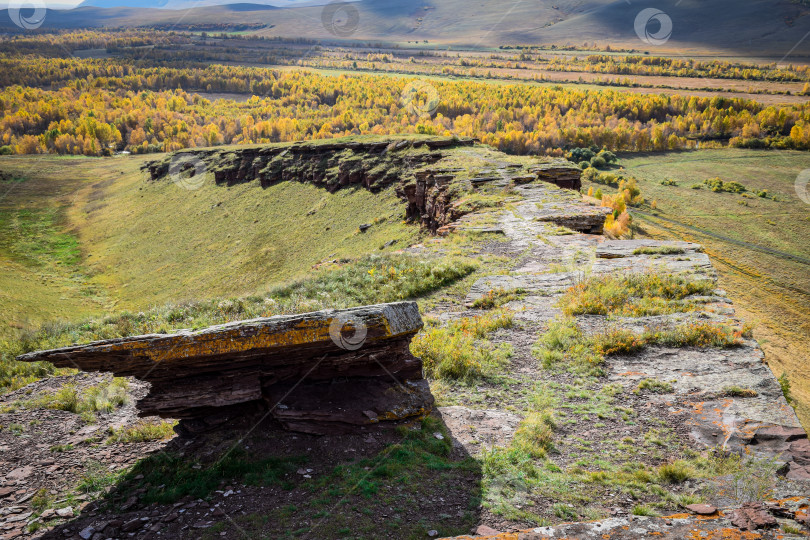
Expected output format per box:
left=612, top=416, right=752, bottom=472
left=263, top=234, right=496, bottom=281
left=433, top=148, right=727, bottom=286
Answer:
left=582, top=148, right=810, bottom=428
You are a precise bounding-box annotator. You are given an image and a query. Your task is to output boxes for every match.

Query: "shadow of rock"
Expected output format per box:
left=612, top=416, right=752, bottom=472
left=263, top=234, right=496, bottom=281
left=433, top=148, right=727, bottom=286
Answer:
left=38, top=410, right=483, bottom=540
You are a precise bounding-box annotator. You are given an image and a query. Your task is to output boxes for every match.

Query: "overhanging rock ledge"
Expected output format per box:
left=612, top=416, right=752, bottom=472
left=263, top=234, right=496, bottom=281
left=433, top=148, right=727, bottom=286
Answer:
left=17, top=302, right=433, bottom=436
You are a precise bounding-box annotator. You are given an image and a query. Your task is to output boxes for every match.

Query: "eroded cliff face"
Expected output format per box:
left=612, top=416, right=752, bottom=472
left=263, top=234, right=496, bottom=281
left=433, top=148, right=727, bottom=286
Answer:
left=143, top=137, right=589, bottom=233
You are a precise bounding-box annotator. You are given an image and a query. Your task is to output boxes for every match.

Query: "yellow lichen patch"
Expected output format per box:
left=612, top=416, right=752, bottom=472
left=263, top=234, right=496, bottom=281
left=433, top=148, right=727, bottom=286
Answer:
left=685, top=529, right=762, bottom=540
left=118, top=320, right=371, bottom=364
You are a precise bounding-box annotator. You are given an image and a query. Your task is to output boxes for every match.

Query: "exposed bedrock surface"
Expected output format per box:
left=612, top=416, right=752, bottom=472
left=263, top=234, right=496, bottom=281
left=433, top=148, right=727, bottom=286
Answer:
left=17, top=302, right=433, bottom=436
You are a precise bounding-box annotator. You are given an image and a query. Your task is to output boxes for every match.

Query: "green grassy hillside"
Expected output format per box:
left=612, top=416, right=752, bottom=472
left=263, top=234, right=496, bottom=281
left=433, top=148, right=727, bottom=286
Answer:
left=586, top=148, right=810, bottom=427
left=0, top=146, right=421, bottom=336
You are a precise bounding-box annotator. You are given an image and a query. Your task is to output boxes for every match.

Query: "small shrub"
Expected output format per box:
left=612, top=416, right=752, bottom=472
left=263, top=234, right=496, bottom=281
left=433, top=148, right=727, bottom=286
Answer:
left=660, top=178, right=678, bottom=186
left=726, top=455, right=779, bottom=503
left=592, top=329, right=646, bottom=357
left=412, top=311, right=513, bottom=381
left=590, top=156, right=607, bottom=169
left=648, top=322, right=741, bottom=349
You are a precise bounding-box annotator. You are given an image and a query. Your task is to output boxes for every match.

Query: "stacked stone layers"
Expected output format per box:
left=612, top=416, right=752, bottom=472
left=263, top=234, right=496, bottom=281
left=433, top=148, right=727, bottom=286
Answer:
left=17, top=302, right=433, bottom=435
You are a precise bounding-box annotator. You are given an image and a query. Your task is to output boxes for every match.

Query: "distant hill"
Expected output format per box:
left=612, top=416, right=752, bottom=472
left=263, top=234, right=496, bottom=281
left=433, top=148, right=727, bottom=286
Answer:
left=76, top=0, right=318, bottom=7
left=2, top=0, right=808, bottom=56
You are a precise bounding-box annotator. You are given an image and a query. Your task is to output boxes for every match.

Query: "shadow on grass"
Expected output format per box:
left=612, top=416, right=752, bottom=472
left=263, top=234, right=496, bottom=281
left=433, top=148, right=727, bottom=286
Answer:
left=41, top=413, right=483, bottom=540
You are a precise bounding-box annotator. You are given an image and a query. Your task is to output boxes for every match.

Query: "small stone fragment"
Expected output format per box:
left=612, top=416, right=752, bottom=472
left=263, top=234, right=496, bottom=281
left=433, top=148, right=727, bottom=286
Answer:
left=475, top=525, right=501, bottom=535
left=55, top=507, right=73, bottom=518
left=685, top=504, right=717, bottom=515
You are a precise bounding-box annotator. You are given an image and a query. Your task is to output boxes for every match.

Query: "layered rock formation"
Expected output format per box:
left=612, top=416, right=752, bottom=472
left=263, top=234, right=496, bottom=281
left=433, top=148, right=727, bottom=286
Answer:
left=144, top=137, right=470, bottom=193
left=144, top=137, right=586, bottom=233
left=17, top=302, right=433, bottom=436
left=529, top=160, right=583, bottom=190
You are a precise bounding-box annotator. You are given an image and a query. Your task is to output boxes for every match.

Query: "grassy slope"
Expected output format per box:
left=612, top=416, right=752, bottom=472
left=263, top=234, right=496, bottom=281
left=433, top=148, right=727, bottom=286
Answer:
left=0, top=157, right=109, bottom=337
left=0, top=149, right=421, bottom=333
left=599, top=148, right=810, bottom=428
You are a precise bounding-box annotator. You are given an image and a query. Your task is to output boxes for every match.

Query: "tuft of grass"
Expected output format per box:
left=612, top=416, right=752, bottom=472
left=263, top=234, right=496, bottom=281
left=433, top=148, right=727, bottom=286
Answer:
left=534, top=318, right=740, bottom=374
left=30, top=378, right=129, bottom=415
left=412, top=310, right=513, bottom=382
left=591, top=328, right=647, bottom=357
left=50, top=443, right=74, bottom=452
left=78, top=460, right=123, bottom=494
left=778, top=373, right=794, bottom=404
left=722, top=386, right=758, bottom=397
left=471, top=287, right=525, bottom=310
left=107, top=420, right=177, bottom=443
left=635, top=378, right=675, bottom=394
left=632, top=246, right=686, bottom=256
left=31, top=488, right=54, bottom=512
left=511, top=411, right=555, bottom=459
left=632, top=504, right=659, bottom=516
left=658, top=460, right=694, bottom=484
left=532, top=317, right=602, bottom=375
left=559, top=273, right=714, bottom=318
